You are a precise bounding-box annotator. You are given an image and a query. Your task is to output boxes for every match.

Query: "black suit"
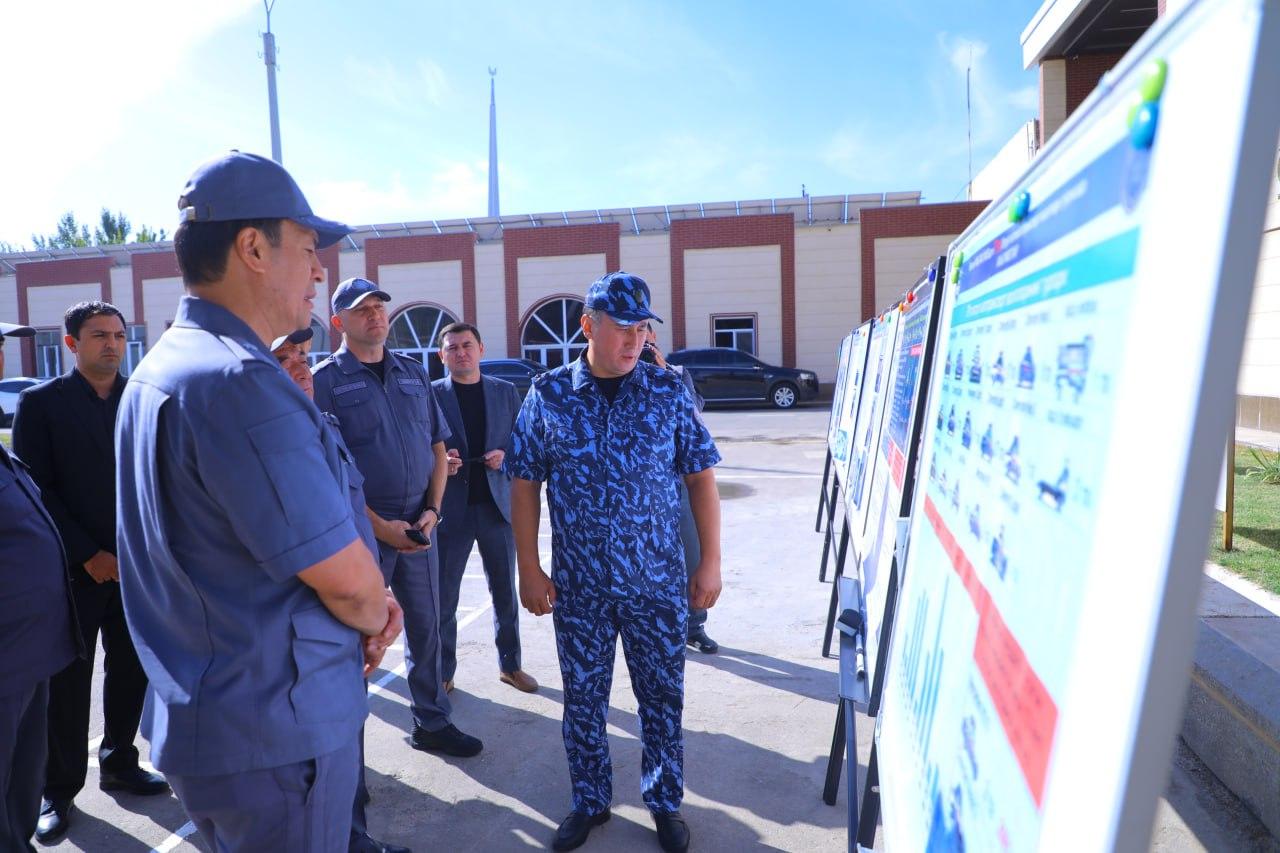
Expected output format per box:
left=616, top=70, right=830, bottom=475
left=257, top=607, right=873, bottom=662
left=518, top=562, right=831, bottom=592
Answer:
left=11, top=370, right=148, bottom=802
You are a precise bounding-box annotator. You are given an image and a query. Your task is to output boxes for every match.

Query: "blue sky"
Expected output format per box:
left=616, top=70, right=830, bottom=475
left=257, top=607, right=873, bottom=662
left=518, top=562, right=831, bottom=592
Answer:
left=0, top=0, right=1041, bottom=249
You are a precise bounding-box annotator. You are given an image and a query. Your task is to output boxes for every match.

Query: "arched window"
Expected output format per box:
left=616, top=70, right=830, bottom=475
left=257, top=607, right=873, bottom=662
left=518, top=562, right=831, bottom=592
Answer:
left=389, top=303, right=458, bottom=380
left=522, top=297, right=586, bottom=368
left=306, top=316, right=331, bottom=367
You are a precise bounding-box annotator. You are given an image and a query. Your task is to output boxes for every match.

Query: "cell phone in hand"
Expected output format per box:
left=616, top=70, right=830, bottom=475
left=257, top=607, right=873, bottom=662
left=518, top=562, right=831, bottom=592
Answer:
left=405, top=527, right=431, bottom=547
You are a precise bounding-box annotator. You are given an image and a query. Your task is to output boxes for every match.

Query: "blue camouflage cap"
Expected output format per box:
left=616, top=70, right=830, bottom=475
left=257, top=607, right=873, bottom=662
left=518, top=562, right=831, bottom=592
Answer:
left=331, top=277, right=391, bottom=314
left=584, top=271, right=663, bottom=326
left=177, top=151, right=352, bottom=249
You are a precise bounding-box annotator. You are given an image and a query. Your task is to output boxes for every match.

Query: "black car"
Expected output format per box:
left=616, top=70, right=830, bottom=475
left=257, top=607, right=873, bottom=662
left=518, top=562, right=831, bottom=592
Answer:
left=664, top=348, right=819, bottom=409
left=479, top=358, right=548, bottom=397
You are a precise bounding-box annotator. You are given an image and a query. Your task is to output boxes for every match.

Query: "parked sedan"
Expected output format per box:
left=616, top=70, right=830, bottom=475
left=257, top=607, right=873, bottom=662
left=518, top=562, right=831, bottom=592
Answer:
left=0, top=376, right=41, bottom=427
left=479, top=358, right=548, bottom=397
left=664, top=348, right=819, bottom=409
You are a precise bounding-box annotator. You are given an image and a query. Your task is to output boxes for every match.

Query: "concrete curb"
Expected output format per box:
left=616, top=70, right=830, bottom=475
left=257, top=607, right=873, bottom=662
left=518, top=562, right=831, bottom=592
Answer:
left=1182, top=575, right=1280, bottom=841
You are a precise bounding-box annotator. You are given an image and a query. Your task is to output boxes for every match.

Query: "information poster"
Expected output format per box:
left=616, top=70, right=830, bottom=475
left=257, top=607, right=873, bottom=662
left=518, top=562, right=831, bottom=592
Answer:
left=827, top=334, right=855, bottom=457
left=831, top=322, right=873, bottom=485
left=843, top=309, right=900, bottom=546
left=857, top=263, right=945, bottom=710
left=875, top=1, right=1280, bottom=850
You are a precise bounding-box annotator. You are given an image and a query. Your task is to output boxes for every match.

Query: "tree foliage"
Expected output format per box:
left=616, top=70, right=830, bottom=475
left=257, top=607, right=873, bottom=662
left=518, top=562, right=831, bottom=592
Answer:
left=27, top=209, right=168, bottom=250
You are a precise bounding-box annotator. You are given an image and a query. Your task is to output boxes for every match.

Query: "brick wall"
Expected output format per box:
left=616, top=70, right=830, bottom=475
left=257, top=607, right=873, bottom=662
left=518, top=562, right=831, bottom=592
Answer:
left=16, top=257, right=114, bottom=374
left=1064, top=52, right=1125, bottom=117
left=364, top=233, right=477, bottom=325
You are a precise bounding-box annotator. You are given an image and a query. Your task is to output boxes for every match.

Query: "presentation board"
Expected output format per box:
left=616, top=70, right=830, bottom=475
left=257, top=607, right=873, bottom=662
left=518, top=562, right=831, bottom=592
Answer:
left=831, top=321, right=873, bottom=485
left=826, top=333, right=855, bottom=458
left=874, top=1, right=1280, bottom=850
left=843, top=309, right=900, bottom=551
left=856, top=260, right=948, bottom=714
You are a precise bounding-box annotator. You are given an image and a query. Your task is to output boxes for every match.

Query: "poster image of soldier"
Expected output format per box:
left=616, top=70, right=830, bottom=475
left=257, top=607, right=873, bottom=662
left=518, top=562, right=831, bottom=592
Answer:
left=1018, top=347, right=1036, bottom=389
left=961, top=412, right=973, bottom=449
left=991, top=526, right=1009, bottom=580
left=991, top=352, right=1006, bottom=385
left=1055, top=335, right=1094, bottom=402
left=1005, top=436, right=1022, bottom=484
left=968, top=504, right=981, bottom=540
left=953, top=349, right=964, bottom=380
left=945, top=349, right=952, bottom=378
left=980, top=425, right=995, bottom=461
left=947, top=406, right=957, bottom=435
left=1038, top=462, right=1070, bottom=510
left=950, top=480, right=960, bottom=512
left=969, top=347, right=982, bottom=384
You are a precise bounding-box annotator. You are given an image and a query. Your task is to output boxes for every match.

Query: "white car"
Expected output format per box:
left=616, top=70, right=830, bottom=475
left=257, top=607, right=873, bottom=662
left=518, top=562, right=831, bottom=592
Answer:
left=0, top=377, right=41, bottom=428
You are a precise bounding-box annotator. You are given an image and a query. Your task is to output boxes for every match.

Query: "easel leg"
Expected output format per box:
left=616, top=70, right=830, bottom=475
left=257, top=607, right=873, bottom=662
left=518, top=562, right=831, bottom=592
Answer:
left=845, top=699, right=860, bottom=853
left=822, top=699, right=846, bottom=806
left=816, top=451, right=832, bottom=533
left=819, top=479, right=840, bottom=582
left=856, top=742, right=880, bottom=849
left=822, top=525, right=851, bottom=658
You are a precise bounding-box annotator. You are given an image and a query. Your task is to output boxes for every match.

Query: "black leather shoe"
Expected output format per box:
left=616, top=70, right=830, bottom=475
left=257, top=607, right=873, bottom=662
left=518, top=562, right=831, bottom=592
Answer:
left=552, top=809, right=610, bottom=851
left=100, top=765, right=170, bottom=795
left=350, top=833, right=412, bottom=853
left=687, top=628, right=719, bottom=654
left=411, top=723, right=483, bottom=757
left=35, top=798, right=73, bottom=844
left=653, top=810, right=690, bottom=853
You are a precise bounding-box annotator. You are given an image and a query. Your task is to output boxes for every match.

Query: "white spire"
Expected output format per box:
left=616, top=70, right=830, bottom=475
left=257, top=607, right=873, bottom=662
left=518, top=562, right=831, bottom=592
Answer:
left=487, top=67, right=499, bottom=218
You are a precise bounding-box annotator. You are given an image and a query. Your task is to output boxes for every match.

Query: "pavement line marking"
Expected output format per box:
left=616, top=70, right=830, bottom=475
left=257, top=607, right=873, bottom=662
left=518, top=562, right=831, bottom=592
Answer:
left=148, top=600, right=495, bottom=852
left=716, top=473, right=819, bottom=480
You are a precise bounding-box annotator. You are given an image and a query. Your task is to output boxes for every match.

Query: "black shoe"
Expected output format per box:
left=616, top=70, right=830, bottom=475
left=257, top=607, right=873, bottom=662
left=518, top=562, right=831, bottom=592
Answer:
left=653, top=811, right=690, bottom=853
left=99, top=765, right=170, bottom=795
left=687, top=628, right=719, bottom=654
left=411, top=723, right=483, bottom=757
left=350, top=833, right=412, bottom=853
left=35, top=798, right=73, bottom=844
left=552, top=809, right=610, bottom=851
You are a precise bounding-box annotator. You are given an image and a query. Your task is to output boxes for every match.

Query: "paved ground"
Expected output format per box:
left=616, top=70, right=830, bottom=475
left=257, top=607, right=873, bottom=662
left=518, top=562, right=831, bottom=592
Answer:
left=29, top=402, right=1280, bottom=851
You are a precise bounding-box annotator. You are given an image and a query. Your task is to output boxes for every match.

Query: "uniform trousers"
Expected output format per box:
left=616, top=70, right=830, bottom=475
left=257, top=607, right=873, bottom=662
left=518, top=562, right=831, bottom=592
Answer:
left=45, top=580, right=147, bottom=801
left=677, top=483, right=708, bottom=633
left=437, top=500, right=521, bottom=681
left=168, top=735, right=359, bottom=853
left=553, top=589, right=686, bottom=816
left=378, top=535, right=451, bottom=732
left=0, top=680, right=48, bottom=853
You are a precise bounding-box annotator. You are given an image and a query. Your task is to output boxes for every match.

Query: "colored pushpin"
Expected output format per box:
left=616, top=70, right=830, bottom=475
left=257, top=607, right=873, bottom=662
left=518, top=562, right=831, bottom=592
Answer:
left=908, top=291, right=916, bottom=304
left=899, top=301, right=907, bottom=313
left=1131, top=101, right=1159, bottom=149
left=1140, top=59, right=1168, bottom=103
left=951, top=251, right=965, bottom=284
left=1008, top=191, right=1031, bottom=223
left=928, top=266, right=937, bottom=283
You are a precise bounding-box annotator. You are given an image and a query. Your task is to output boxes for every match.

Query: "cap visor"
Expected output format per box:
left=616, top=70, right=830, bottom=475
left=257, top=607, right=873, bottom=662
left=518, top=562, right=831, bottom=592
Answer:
left=608, top=310, right=664, bottom=325
left=295, top=214, right=352, bottom=249
left=0, top=322, right=36, bottom=337
left=346, top=290, right=392, bottom=310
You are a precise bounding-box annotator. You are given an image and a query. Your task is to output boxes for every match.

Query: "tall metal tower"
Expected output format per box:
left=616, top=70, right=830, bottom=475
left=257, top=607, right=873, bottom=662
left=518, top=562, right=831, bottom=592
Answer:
left=262, top=1, right=283, bottom=163
left=487, top=67, right=500, bottom=218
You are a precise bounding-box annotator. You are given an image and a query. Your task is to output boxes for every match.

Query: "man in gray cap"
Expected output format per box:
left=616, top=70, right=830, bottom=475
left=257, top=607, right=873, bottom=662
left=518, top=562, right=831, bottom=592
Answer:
left=312, top=277, right=482, bottom=758
left=115, top=151, right=401, bottom=851
left=0, top=319, right=81, bottom=852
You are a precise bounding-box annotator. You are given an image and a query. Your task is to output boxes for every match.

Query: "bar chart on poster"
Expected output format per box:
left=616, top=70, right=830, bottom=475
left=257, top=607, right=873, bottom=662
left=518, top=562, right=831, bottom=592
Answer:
left=831, top=322, right=872, bottom=485
left=874, top=1, right=1280, bottom=851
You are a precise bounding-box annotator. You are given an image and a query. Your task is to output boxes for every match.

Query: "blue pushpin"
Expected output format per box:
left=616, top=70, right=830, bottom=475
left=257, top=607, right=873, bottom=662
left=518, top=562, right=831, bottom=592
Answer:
left=1131, top=101, right=1159, bottom=149
left=1009, top=191, right=1031, bottom=223
left=928, top=266, right=937, bottom=282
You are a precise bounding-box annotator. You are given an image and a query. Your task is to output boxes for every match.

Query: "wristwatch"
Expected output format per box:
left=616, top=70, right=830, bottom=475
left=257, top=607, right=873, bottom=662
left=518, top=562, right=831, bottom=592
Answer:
left=424, top=506, right=443, bottom=525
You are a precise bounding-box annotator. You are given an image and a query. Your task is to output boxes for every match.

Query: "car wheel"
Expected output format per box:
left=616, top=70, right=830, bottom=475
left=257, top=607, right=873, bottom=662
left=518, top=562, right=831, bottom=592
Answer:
left=770, top=382, right=798, bottom=409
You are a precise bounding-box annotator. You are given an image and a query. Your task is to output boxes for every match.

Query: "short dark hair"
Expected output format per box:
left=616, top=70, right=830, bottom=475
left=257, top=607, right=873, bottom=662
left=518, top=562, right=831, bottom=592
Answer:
left=173, top=218, right=283, bottom=286
left=64, top=300, right=125, bottom=339
left=437, top=322, right=483, bottom=348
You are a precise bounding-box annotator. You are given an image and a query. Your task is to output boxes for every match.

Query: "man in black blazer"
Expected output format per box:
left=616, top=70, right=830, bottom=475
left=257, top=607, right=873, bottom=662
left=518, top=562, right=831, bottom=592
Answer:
left=433, top=323, right=537, bottom=694
left=12, top=301, right=167, bottom=844
left=0, top=318, right=81, bottom=852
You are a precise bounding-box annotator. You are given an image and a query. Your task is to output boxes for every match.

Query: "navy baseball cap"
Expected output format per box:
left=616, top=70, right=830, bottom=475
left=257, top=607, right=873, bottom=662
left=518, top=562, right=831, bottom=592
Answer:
left=331, top=277, right=391, bottom=314
left=177, top=151, right=352, bottom=249
left=585, top=271, right=663, bottom=325
left=0, top=321, right=35, bottom=340
left=269, top=327, right=314, bottom=352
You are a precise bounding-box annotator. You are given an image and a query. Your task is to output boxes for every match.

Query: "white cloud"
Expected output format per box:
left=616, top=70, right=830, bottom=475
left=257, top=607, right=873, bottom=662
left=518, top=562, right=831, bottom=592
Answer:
left=309, top=160, right=488, bottom=226
left=342, top=56, right=451, bottom=114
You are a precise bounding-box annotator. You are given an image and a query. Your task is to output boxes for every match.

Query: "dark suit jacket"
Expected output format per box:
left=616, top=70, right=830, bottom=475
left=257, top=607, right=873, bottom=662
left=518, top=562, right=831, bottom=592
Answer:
left=431, top=374, right=520, bottom=524
left=12, top=370, right=126, bottom=579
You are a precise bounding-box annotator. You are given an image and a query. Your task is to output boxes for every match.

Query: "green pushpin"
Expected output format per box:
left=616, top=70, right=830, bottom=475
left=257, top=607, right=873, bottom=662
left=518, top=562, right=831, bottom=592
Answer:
left=1008, top=191, right=1030, bottom=223
left=951, top=251, right=965, bottom=283
left=1140, top=59, right=1168, bottom=103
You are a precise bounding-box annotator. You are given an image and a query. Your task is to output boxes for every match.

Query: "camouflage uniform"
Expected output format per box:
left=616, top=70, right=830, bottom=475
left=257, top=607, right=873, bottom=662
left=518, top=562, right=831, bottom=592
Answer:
left=506, top=356, right=719, bottom=816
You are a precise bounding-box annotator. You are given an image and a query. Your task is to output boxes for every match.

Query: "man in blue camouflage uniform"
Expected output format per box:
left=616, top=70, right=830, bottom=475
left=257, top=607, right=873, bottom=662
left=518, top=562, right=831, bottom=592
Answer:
left=507, top=272, right=722, bottom=853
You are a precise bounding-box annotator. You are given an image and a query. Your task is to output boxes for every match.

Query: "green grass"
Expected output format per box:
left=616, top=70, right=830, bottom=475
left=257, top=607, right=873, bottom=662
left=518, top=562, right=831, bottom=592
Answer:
left=1210, top=446, right=1280, bottom=596
left=0, top=431, right=9, bottom=450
